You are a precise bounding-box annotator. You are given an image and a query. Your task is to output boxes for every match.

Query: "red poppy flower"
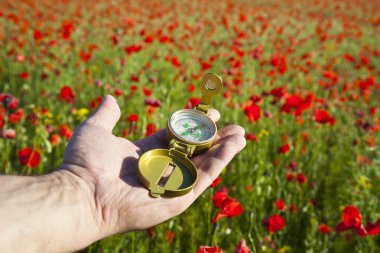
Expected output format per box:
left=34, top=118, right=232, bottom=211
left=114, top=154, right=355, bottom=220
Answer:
left=114, top=89, right=123, bottom=97
left=33, top=29, right=43, bottom=41
left=286, top=160, right=297, bottom=171
left=211, top=197, right=243, bottom=223
left=146, top=227, right=154, bottom=238
left=49, top=40, right=57, bottom=46
left=59, top=86, right=75, bottom=104
left=278, top=143, right=290, bottom=154
left=314, top=109, right=335, bottom=126
left=352, top=225, right=368, bottom=237
left=246, top=133, right=257, bottom=142
left=223, top=92, right=230, bottom=99
left=0, top=93, right=7, bottom=103
left=130, top=74, right=139, bottom=82
left=144, top=35, right=154, bottom=43
left=335, top=205, right=368, bottom=237
left=249, top=95, right=261, bottom=103
left=124, top=45, right=142, bottom=55
left=297, top=173, right=307, bottom=184
left=343, top=54, right=355, bottom=62
left=9, top=108, right=24, bottom=124
left=50, top=134, right=61, bottom=145
left=239, top=13, right=246, bottom=22
left=251, top=45, right=263, bottom=60
left=170, top=57, right=181, bottom=68
left=210, top=177, right=222, bottom=188
left=267, top=214, right=285, bottom=232
left=323, top=70, right=338, bottom=85
left=343, top=206, right=362, bottom=228
left=358, top=76, right=375, bottom=92
left=61, top=21, right=75, bottom=39
left=59, top=124, right=73, bottom=140
left=80, top=50, right=92, bottom=62
left=145, top=123, right=155, bottom=137
left=121, top=129, right=128, bottom=137
left=90, top=96, right=102, bottom=110
left=269, top=53, right=287, bottom=74
left=276, top=198, right=286, bottom=211
left=159, top=35, right=169, bottom=43
left=28, top=111, right=39, bottom=126
left=130, top=85, right=138, bottom=92
left=270, top=87, right=285, bottom=98
left=18, top=147, right=41, bottom=168
left=232, top=77, right=242, bottom=87
left=361, top=56, right=370, bottom=65
left=282, top=95, right=304, bottom=110
left=197, top=246, right=223, bottom=253
left=365, top=220, right=380, bottom=235
left=369, top=106, right=376, bottom=116
left=165, top=230, right=174, bottom=244
left=286, top=173, right=295, bottom=181
left=143, top=87, right=152, bottom=96
left=41, top=108, right=49, bottom=116
left=144, top=98, right=161, bottom=108
left=19, top=72, right=29, bottom=80
left=128, top=114, right=138, bottom=122
left=212, top=191, right=229, bottom=208
left=318, top=224, right=331, bottom=234
left=280, top=94, right=312, bottom=116
left=187, top=97, right=201, bottom=108
left=0, top=115, right=3, bottom=129
left=110, top=35, right=118, bottom=45
left=201, top=62, right=212, bottom=70
left=235, top=239, right=251, bottom=253
left=244, top=103, right=261, bottom=123
left=188, top=84, right=196, bottom=92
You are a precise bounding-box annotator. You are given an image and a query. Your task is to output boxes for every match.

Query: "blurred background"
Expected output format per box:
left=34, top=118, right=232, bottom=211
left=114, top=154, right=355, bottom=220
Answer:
left=0, top=0, right=379, bottom=252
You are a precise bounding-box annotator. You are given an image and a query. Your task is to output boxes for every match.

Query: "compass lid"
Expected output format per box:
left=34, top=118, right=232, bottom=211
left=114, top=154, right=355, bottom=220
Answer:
left=138, top=144, right=197, bottom=198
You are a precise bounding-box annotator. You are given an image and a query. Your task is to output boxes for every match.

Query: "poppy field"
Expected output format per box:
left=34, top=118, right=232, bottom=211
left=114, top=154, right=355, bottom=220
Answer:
left=1, top=0, right=380, bottom=252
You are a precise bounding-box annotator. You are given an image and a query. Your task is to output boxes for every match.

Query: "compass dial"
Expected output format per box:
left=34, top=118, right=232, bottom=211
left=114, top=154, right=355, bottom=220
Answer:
left=169, top=110, right=216, bottom=144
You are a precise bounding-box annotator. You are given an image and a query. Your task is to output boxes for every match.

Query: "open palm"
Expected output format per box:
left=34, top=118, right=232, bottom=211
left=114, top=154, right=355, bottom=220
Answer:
left=60, top=95, right=246, bottom=238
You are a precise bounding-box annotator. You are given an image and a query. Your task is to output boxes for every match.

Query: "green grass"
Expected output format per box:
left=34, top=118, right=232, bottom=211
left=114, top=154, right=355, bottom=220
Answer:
left=1, top=0, right=379, bottom=252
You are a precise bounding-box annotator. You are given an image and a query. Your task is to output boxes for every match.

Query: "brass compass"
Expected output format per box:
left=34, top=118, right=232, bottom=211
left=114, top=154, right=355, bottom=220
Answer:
left=138, top=73, right=223, bottom=198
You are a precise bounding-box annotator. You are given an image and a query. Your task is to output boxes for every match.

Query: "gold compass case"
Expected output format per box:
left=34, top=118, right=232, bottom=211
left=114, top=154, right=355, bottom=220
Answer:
left=138, top=73, right=223, bottom=198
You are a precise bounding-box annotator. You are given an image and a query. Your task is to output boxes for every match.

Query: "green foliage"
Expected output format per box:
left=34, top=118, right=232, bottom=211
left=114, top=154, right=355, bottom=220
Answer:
left=1, top=0, right=379, bottom=252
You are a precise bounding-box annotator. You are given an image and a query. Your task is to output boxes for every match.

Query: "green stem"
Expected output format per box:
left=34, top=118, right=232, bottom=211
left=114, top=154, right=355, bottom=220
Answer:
left=131, top=232, right=135, bottom=252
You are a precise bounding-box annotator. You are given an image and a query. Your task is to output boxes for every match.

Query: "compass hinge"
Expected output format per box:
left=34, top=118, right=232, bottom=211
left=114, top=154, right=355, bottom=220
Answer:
left=195, top=103, right=210, bottom=115
left=169, top=140, right=195, bottom=158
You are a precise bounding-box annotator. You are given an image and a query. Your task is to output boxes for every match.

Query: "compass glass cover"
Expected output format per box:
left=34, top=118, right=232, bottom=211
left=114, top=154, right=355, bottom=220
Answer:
left=169, top=110, right=216, bottom=143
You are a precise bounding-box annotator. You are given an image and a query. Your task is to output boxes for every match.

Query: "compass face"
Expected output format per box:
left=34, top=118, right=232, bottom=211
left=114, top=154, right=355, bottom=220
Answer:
left=169, top=110, right=216, bottom=144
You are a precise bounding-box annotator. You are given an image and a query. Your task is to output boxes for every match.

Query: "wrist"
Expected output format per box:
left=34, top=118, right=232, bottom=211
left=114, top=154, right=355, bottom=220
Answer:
left=46, top=167, right=104, bottom=250
left=0, top=168, right=104, bottom=253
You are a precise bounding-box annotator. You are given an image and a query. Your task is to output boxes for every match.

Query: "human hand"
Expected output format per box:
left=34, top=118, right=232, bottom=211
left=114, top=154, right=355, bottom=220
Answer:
left=60, top=95, right=246, bottom=241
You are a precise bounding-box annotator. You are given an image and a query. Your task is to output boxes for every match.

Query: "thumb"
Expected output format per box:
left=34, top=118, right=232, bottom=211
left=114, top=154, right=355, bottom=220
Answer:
left=85, top=95, right=121, bottom=132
